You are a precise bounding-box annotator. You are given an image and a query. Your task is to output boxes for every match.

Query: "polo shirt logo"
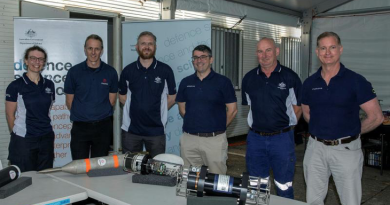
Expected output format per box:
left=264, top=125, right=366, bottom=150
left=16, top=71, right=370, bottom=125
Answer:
left=154, top=76, right=162, bottom=84
left=45, top=87, right=52, bottom=94
left=277, top=82, right=286, bottom=90
left=5, top=94, right=10, bottom=97
left=312, top=87, right=323, bottom=90
left=101, top=78, right=108, bottom=85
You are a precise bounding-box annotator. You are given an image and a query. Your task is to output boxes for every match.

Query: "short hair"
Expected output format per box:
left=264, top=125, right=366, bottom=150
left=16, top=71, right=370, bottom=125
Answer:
left=84, top=34, right=103, bottom=49
left=317, top=32, right=341, bottom=47
left=192, top=45, right=212, bottom=56
left=24, top=45, right=47, bottom=62
left=137, top=31, right=157, bottom=44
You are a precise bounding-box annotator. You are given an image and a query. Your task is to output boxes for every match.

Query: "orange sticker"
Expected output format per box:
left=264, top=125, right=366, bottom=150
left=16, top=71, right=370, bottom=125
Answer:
left=113, top=155, right=119, bottom=168
left=85, top=159, right=91, bottom=173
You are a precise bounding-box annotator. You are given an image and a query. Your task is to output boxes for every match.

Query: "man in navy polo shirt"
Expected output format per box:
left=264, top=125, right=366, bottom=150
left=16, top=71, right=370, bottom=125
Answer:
left=119, top=31, right=176, bottom=158
left=302, top=32, right=383, bottom=205
left=241, top=37, right=302, bottom=199
left=65, top=34, right=118, bottom=160
left=176, top=45, right=237, bottom=175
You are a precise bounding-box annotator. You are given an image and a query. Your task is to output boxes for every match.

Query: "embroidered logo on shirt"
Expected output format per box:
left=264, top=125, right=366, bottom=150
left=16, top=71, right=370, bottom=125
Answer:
left=101, top=78, right=108, bottom=85
left=277, top=82, right=286, bottom=90
left=155, top=76, right=162, bottom=84
left=45, top=87, right=52, bottom=94
left=312, top=87, right=323, bottom=90
left=5, top=94, right=10, bottom=98
left=187, top=85, right=195, bottom=87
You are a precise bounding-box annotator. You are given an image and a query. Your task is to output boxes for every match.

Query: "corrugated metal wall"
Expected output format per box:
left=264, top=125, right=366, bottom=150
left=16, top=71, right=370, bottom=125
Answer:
left=24, top=0, right=161, bottom=20
left=175, top=10, right=301, bottom=137
left=0, top=0, right=19, bottom=169
left=280, top=37, right=301, bottom=76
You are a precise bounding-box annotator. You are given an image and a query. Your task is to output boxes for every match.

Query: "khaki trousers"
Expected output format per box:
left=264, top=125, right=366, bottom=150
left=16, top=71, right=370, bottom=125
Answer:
left=303, top=136, right=363, bottom=205
left=180, top=132, right=228, bottom=174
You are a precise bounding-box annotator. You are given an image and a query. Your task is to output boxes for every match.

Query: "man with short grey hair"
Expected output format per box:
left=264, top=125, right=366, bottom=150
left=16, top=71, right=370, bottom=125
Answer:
left=302, top=31, right=384, bottom=205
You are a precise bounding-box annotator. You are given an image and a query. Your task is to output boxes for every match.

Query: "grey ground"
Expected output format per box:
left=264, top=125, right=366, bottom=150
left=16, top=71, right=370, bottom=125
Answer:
left=226, top=137, right=390, bottom=205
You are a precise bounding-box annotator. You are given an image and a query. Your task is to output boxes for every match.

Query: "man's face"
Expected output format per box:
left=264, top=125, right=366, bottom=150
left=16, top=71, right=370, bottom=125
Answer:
left=257, top=39, right=279, bottom=69
left=136, top=35, right=156, bottom=59
left=316, top=36, right=343, bottom=66
left=84, top=39, right=103, bottom=64
left=192, top=50, right=213, bottom=74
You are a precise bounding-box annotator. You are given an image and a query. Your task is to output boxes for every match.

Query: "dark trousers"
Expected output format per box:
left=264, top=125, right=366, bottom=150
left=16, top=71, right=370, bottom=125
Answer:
left=121, top=130, right=166, bottom=158
left=246, top=129, right=296, bottom=199
left=8, top=131, right=55, bottom=172
left=70, top=117, right=112, bottom=160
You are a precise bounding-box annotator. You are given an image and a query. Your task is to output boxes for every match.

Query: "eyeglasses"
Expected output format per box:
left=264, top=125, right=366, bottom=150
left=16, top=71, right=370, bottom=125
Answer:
left=191, top=55, right=211, bottom=61
left=29, top=56, right=46, bottom=63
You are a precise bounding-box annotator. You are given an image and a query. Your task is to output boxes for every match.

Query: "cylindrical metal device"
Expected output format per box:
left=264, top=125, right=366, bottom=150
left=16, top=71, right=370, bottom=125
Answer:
left=176, top=165, right=271, bottom=205
left=39, top=154, right=125, bottom=174
left=123, top=152, right=183, bottom=177
left=0, top=165, right=21, bottom=187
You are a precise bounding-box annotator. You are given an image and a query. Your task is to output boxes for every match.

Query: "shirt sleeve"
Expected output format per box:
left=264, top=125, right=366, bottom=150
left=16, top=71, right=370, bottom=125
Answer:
left=241, top=76, right=248, bottom=105
left=118, top=67, right=128, bottom=95
left=166, top=66, right=177, bottom=95
left=175, top=79, right=186, bottom=102
left=5, top=81, right=18, bottom=102
left=223, top=78, right=237, bottom=104
left=110, top=68, right=119, bottom=93
left=64, top=68, right=75, bottom=94
left=355, top=74, right=376, bottom=105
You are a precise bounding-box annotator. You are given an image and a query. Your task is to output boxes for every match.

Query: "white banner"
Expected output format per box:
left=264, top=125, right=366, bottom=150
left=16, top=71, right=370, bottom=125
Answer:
left=14, top=18, right=107, bottom=167
left=122, top=19, right=211, bottom=156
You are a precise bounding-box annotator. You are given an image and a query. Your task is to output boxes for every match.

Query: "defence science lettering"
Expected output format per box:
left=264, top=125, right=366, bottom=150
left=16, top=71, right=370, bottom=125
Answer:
left=177, top=59, right=194, bottom=73
left=164, top=27, right=202, bottom=47
left=14, top=59, right=72, bottom=71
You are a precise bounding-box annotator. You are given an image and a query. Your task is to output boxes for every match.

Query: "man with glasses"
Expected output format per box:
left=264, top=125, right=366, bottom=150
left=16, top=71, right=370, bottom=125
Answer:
left=302, top=32, right=383, bottom=204
left=64, top=34, right=118, bottom=160
left=119, top=31, right=176, bottom=157
left=241, top=37, right=302, bottom=199
left=176, top=44, right=237, bottom=174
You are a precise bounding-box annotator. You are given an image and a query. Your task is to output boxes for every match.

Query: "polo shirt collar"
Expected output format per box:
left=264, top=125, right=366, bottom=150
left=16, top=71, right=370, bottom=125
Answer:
left=22, top=72, right=45, bottom=85
left=257, top=60, right=282, bottom=75
left=136, top=57, right=157, bottom=70
left=314, top=62, right=347, bottom=79
left=83, top=59, right=104, bottom=72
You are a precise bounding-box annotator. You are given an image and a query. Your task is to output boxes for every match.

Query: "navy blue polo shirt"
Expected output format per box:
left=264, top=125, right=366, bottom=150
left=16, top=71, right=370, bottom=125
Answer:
left=64, top=60, right=118, bottom=122
left=119, top=57, right=176, bottom=136
left=5, top=73, right=55, bottom=137
left=302, top=63, right=376, bottom=140
left=241, top=61, right=302, bottom=132
left=176, top=69, right=237, bottom=133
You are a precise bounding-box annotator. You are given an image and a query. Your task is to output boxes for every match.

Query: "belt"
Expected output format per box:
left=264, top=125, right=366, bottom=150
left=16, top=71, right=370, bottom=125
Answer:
left=250, top=126, right=295, bottom=136
left=310, top=134, right=359, bottom=146
left=187, top=131, right=225, bottom=137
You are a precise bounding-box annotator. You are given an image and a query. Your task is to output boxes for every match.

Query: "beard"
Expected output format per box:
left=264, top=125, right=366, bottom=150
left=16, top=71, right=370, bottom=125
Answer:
left=137, top=48, right=155, bottom=59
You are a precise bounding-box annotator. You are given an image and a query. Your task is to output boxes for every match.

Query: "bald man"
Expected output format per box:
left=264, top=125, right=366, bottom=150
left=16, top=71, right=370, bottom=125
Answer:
left=241, top=37, right=302, bottom=199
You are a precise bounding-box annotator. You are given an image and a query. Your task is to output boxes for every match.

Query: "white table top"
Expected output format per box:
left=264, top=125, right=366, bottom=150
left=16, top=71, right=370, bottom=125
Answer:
left=0, top=171, right=88, bottom=205
left=49, top=172, right=308, bottom=205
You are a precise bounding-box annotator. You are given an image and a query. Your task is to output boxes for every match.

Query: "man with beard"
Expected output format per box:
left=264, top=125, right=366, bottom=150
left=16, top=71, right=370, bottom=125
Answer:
left=176, top=45, right=237, bottom=174
left=119, top=31, right=176, bottom=157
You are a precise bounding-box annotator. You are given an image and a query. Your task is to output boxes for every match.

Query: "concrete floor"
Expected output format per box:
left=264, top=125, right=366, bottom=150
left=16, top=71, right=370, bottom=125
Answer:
left=226, top=137, right=390, bottom=205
